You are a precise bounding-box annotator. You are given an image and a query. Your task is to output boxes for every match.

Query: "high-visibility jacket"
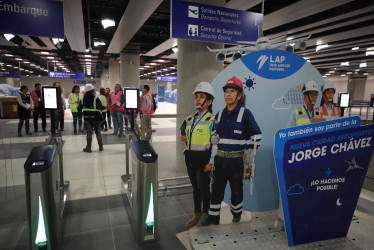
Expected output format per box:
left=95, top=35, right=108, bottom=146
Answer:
left=111, top=91, right=124, bottom=111
left=82, top=96, right=102, bottom=121
left=99, top=95, right=107, bottom=112
left=185, top=111, right=214, bottom=151
left=70, top=93, right=83, bottom=113
left=31, top=91, right=42, bottom=108
left=315, top=104, right=340, bottom=119
left=295, top=105, right=321, bottom=126
left=141, top=92, right=154, bottom=115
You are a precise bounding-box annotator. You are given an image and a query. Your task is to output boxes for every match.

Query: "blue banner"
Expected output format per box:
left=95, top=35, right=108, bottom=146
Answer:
left=49, top=71, right=85, bottom=79
left=0, top=0, right=64, bottom=38
left=0, top=70, right=21, bottom=78
left=171, top=0, right=262, bottom=45
left=156, top=75, right=177, bottom=82
left=274, top=118, right=374, bottom=246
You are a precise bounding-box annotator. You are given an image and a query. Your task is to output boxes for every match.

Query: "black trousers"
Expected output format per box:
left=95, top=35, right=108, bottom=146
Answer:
left=106, top=111, right=111, bottom=127
left=18, top=108, right=31, bottom=133
left=86, top=121, right=103, bottom=149
left=60, top=110, right=64, bottom=130
left=208, top=156, right=244, bottom=223
left=33, top=107, right=46, bottom=130
left=101, top=112, right=107, bottom=130
left=185, top=150, right=211, bottom=213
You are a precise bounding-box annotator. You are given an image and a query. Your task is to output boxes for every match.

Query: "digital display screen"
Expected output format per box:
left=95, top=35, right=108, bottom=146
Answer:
left=124, top=88, right=139, bottom=109
left=43, top=87, right=58, bottom=109
left=339, top=93, right=350, bottom=108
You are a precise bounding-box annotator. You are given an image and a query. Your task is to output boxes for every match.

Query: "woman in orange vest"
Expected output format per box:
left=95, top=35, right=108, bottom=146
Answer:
left=315, top=81, right=341, bottom=121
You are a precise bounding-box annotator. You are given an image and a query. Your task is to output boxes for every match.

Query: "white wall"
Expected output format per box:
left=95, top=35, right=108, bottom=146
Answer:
left=364, top=75, right=374, bottom=101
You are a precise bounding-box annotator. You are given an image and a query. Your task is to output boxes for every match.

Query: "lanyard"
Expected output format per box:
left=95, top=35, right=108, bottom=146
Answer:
left=303, top=105, right=313, bottom=119
left=191, top=111, right=207, bottom=134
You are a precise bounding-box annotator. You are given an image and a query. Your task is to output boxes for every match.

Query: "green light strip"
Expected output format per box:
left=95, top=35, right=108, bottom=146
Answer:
left=145, top=183, right=154, bottom=228
left=35, top=196, right=47, bottom=246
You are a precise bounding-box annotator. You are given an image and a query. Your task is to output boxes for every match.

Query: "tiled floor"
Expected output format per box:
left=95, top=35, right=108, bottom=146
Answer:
left=1, top=102, right=374, bottom=249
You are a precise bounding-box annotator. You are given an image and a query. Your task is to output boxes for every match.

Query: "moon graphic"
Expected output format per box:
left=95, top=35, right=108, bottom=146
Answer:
left=336, top=198, right=342, bottom=206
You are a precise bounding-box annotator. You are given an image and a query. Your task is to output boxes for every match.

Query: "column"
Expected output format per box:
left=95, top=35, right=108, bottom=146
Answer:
left=120, top=46, right=140, bottom=89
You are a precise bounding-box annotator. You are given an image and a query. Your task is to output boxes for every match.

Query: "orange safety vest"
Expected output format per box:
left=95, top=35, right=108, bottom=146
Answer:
left=141, top=92, right=154, bottom=115
left=315, top=104, right=341, bottom=119
left=111, top=91, right=124, bottom=111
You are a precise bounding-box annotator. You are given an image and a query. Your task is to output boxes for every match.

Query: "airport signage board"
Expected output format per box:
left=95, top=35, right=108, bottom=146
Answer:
left=0, top=70, right=21, bottom=78
left=48, top=71, right=84, bottom=79
left=274, top=117, right=374, bottom=246
left=73, top=80, right=96, bottom=84
left=156, top=75, right=177, bottom=82
left=171, top=0, right=262, bottom=45
left=0, top=0, right=64, bottom=38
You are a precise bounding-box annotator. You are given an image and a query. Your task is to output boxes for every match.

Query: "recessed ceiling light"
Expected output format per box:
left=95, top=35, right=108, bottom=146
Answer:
left=341, top=74, right=346, bottom=76
left=162, top=69, right=167, bottom=71
left=340, top=62, right=349, bottom=66
left=172, top=48, right=178, bottom=53
left=144, top=65, right=150, bottom=68
left=23, top=62, right=30, bottom=64
left=363, top=73, right=369, bottom=75
left=4, top=34, right=15, bottom=41
left=5, top=54, right=13, bottom=57
left=84, top=55, right=92, bottom=58
left=352, top=47, right=359, bottom=50
left=322, top=75, right=327, bottom=78
left=346, top=72, right=352, bottom=74
left=158, top=59, right=164, bottom=62
left=355, top=69, right=360, bottom=71
left=329, top=71, right=335, bottom=73
left=101, top=18, right=115, bottom=29
left=139, top=67, right=144, bottom=70
left=316, top=44, right=328, bottom=52
left=366, top=51, right=374, bottom=56
left=41, top=51, right=49, bottom=55
left=359, top=63, right=367, bottom=68
left=30, top=64, right=35, bottom=66
left=15, top=58, right=22, bottom=61
left=85, top=59, right=91, bottom=61
left=170, top=67, right=175, bottom=69
left=47, top=57, right=54, bottom=59
left=93, top=41, right=105, bottom=47
left=157, top=70, right=161, bottom=73
left=150, top=63, right=156, bottom=65
left=367, top=47, right=374, bottom=51
left=325, top=73, right=330, bottom=75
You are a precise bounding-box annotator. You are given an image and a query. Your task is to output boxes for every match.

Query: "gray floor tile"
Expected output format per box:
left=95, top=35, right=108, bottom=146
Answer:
left=158, top=196, right=185, bottom=220
left=356, top=197, right=374, bottom=217
left=63, top=210, right=111, bottom=235
left=62, top=228, right=115, bottom=250
left=65, top=196, right=108, bottom=215
left=109, top=207, right=130, bottom=227
left=112, top=225, right=141, bottom=250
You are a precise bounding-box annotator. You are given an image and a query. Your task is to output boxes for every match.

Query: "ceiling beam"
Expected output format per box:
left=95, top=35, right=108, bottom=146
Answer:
left=107, top=0, right=163, bottom=54
left=64, top=0, right=86, bottom=52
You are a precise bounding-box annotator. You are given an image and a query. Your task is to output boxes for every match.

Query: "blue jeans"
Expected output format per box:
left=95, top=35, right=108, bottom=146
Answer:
left=72, top=111, right=83, bottom=132
left=55, top=111, right=62, bottom=131
left=111, top=110, right=123, bottom=133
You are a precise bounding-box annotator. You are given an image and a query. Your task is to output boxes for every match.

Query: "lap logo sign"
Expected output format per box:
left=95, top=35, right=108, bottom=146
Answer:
left=274, top=118, right=374, bottom=246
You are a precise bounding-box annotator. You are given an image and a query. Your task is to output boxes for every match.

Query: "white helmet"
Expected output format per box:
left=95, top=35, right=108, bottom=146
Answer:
left=192, top=81, right=215, bottom=98
left=85, top=84, right=94, bottom=92
left=301, top=80, right=319, bottom=94
left=321, top=81, right=336, bottom=93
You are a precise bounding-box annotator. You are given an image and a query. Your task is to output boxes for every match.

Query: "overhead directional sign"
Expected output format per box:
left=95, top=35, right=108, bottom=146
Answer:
left=171, top=0, right=262, bottom=45
left=0, top=70, right=21, bottom=78
left=49, top=71, right=84, bottom=80
left=274, top=117, right=374, bottom=246
left=0, top=0, right=64, bottom=38
left=156, top=75, right=177, bottom=82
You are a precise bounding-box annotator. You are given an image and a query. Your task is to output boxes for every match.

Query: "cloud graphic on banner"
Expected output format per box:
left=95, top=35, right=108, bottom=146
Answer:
left=287, top=184, right=304, bottom=195
left=272, top=97, right=291, bottom=110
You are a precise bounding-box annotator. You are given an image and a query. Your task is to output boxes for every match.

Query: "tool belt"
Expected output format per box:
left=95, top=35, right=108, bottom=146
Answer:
left=216, top=150, right=244, bottom=158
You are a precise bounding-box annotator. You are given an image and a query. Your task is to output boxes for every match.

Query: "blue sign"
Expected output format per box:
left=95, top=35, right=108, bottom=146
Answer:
left=0, top=0, right=64, bottom=38
left=74, top=80, right=96, bottom=84
left=0, top=70, right=21, bottom=78
left=274, top=117, right=374, bottom=246
left=171, top=0, right=262, bottom=45
left=49, top=71, right=85, bottom=79
left=156, top=75, right=177, bottom=82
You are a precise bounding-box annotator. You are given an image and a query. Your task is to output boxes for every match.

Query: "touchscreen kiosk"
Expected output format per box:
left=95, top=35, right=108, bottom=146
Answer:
left=124, top=88, right=139, bottom=110
left=42, top=87, right=61, bottom=110
left=338, top=93, right=350, bottom=108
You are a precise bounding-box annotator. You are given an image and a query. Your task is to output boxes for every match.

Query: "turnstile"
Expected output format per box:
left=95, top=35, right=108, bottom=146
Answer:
left=122, top=139, right=158, bottom=245
left=24, top=135, right=69, bottom=249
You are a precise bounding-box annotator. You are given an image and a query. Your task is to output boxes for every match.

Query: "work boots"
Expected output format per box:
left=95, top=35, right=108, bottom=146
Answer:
left=186, top=212, right=201, bottom=228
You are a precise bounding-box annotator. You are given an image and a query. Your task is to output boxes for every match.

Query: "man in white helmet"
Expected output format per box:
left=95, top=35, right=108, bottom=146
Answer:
left=315, top=81, right=341, bottom=120
left=180, top=81, right=216, bottom=228
left=287, top=80, right=321, bottom=127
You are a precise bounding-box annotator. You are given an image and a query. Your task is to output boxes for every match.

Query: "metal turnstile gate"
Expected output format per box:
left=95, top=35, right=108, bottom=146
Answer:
left=24, top=135, right=69, bottom=249
left=122, top=138, right=158, bottom=245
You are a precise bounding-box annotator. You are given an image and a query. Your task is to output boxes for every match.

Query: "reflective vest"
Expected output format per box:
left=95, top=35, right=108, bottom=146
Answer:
left=315, top=104, right=341, bottom=119
left=295, top=106, right=320, bottom=126
left=99, top=95, right=107, bottom=112
left=185, top=111, right=214, bottom=151
left=70, top=93, right=83, bottom=113
left=141, top=92, right=154, bottom=115
left=111, top=91, right=124, bottom=111
left=31, top=91, right=41, bottom=108
left=82, top=97, right=101, bottom=113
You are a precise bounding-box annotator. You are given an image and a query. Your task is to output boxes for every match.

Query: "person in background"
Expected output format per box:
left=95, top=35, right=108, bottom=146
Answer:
left=141, top=85, right=155, bottom=140
left=69, top=85, right=84, bottom=134
left=108, top=83, right=125, bottom=137
left=31, top=83, right=46, bottom=132
left=286, top=81, right=321, bottom=127
left=105, top=88, right=112, bottom=129
left=315, top=81, right=341, bottom=121
left=60, top=87, right=66, bottom=131
left=180, top=82, right=215, bottom=228
left=99, top=88, right=108, bottom=131
left=17, top=85, right=34, bottom=137
left=82, top=84, right=104, bottom=152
